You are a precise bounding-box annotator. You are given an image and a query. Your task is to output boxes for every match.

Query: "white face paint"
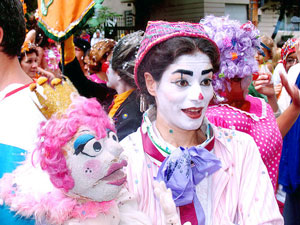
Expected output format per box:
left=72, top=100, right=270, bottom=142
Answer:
left=67, top=127, right=127, bottom=202
left=106, top=64, right=120, bottom=89
left=155, top=52, right=214, bottom=130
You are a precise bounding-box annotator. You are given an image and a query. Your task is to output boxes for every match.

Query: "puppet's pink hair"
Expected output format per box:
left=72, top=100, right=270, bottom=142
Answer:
left=35, top=96, right=115, bottom=192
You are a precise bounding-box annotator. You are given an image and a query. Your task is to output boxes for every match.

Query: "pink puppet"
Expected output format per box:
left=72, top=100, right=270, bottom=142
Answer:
left=0, top=77, right=157, bottom=225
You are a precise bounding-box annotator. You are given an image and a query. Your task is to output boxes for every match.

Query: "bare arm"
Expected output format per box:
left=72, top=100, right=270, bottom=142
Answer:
left=276, top=73, right=300, bottom=137
left=37, top=67, right=57, bottom=80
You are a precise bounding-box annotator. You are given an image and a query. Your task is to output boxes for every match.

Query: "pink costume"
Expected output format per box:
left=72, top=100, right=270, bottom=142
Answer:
left=89, top=73, right=107, bottom=84
left=206, top=95, right=282, bottom=190
left=121, top=108, right=283, bottom=225
left=201, top=16, right=283, bottom=191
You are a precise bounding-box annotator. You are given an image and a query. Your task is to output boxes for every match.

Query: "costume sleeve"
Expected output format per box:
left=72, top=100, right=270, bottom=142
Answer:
left=63, top=35, right=76, bottom=64
left=118, top=188, right=152, bottom=225
left=114, top=93, right=143, bottom=141
left=236, top=135, right=283, bottom=224
left=63, top=58, right=116, bottom=107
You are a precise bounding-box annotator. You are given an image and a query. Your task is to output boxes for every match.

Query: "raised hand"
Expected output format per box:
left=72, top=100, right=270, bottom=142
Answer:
left=280, top=73, right=300, bottom=108
left=253, top=72, right=275, bottom=97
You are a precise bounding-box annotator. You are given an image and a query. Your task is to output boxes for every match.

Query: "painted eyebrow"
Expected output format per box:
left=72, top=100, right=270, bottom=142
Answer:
left=172, top=69, right=193, bottom=76
left=201, top=68, right=213, bottom=75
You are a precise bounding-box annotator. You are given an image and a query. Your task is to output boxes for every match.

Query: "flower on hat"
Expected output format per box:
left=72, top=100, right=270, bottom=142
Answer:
left=201, top=15, right=260, bottom=93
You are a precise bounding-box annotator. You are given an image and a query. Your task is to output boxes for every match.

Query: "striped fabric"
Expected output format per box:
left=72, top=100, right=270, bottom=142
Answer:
left=121, top=124, right=283, bottom=225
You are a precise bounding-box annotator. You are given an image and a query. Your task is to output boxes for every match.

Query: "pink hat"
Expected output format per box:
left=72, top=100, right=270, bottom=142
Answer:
left=134, top=21, right=218, bottom=88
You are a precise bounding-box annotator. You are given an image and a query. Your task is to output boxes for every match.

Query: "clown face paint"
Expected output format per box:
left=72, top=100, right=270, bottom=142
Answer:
left=67, top=127, right=127, bottom=202
left=154, top=52, right=214, bottom=131
left=106, top=64, right=120, bottom=89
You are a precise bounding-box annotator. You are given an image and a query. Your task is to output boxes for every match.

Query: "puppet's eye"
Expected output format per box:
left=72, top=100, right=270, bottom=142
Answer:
left=108, top=130, right=118, bottom=142
left=74, top=134, right=95, bottom=151
left=93, top=141, right=102, bottom=152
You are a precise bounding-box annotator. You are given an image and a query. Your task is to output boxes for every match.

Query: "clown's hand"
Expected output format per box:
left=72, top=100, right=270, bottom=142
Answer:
left=154, top=180, right=182, bottom=225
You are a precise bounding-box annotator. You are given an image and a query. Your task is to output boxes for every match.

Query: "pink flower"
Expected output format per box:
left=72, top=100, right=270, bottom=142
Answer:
left=223, top=37, right=232, bottom=48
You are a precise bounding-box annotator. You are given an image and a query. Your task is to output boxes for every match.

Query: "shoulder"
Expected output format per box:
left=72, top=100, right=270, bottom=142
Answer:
left=120, top=129, right=143, bottom=154
left=212, top=125, right=258, bottom=155
left=206, top=105, right=231, bottom=126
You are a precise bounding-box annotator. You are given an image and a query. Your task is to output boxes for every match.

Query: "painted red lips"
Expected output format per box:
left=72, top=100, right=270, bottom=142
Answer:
left=181, top=107, right=203, bottom=119
left=102, top=160, right=127, bottom=186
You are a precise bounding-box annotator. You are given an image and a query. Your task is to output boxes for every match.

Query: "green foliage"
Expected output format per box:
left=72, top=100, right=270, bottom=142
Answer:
left=82, top=0, right=121, bottom=35
left=262, top=0, right=300, bottom=17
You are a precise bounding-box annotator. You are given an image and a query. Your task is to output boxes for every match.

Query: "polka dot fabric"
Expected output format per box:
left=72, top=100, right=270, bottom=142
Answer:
left=206, top=95, right=282, bottom=190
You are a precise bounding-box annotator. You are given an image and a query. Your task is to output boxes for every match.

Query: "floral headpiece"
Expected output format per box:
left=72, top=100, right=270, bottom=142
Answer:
left=21, top=40, right=36, bottom=53
left=281, top=38, right=297, bottom=64
left=201, top=15, right=260, bottom=92
left=134, top=20, right=218, bottom=89
left=85, top=39, right=115, bottom=67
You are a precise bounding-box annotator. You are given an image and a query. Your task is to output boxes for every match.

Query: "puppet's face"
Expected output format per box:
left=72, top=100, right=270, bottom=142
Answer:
left=65, top=127, right=127, bottom=202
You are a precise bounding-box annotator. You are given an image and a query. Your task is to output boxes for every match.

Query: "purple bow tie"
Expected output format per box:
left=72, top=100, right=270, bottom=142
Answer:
left=155, top=146, right=222, bottom=225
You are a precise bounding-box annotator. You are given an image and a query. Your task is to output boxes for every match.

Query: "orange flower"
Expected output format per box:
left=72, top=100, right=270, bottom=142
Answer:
left=21, top=41, right=30, bottom=53
left=231, top=52, right=238, bottom=60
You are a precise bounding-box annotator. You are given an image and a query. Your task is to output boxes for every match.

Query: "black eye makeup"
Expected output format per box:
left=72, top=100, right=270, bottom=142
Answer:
left=107, top=130, right=119, bottom=142
left=201, top=68, right=213, bottom=75
left=200, top=78, right=212, bottom=86
left=74, top=134, right=95, bottom=156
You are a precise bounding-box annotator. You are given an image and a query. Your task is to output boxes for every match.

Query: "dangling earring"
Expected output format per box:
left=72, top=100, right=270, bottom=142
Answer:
left=140, top=94, right=147, bottom=112
left=213, top=92, right=217, bottom=100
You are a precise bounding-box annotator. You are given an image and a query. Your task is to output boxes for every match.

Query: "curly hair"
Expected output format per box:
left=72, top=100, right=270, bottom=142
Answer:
left=0, top=0, right=26, bottom=57
left=85, top=39, right=115, bottom=72
left=35, top=96, right=115, bottom=192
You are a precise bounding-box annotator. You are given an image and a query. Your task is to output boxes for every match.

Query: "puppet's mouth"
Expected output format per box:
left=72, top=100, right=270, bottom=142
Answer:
left=99, top=160, right=127, bottom=186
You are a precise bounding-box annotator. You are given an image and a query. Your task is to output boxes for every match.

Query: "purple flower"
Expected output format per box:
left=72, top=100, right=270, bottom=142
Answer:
left=201, top=15, right=260, bottom=92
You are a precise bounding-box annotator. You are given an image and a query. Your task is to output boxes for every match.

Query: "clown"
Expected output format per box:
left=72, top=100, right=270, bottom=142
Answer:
left=202, top=15, right=282, bottom=191
left=275, top=38, right=300, bottom=112
left=0, top=78, right=156, bottom=225
left=120, top=20, right=283, bottom=225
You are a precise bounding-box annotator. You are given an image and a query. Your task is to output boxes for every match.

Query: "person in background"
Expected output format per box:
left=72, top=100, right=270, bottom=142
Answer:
left=18, top=30, right=55, bottom=81
left=0, top=0, right=45, bottom=223
left=203, top=15, right=282, bottom=192
left=34, top=28, right=62, bottom=78
left=80, top=30, right=90, bottom=43
left=73, top=37, right=90, bottom=77
left=19, top=47, right=39, bottom=80
left=256, top=35, right=277, bottom=73
left=62, top=36, right=116, bottom=111
left=120, top=20, right=282, bottom=225
left=276, top=38, right=300, bottom=225
left=19, top=48, right=54, bottom=81
left=91, top=29, right=103, bottom=47
left=275, top=38, right=300, bottom=111
left=85, top=39, right=116, bottom=84
left=106, top=31, right=144, bottom=140
left=249, top=35, right=277, bottom=101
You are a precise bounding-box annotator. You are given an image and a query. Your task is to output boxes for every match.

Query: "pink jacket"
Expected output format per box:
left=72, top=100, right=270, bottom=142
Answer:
left=121, top=124, right=283, bottom=225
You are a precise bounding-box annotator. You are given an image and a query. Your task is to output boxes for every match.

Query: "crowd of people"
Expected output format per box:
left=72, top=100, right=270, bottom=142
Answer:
left=2, top=0, right=300, bottom=224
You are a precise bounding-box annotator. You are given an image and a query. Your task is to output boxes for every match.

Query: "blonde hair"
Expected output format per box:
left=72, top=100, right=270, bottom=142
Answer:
left=261, top=35, right=278, bottom=70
